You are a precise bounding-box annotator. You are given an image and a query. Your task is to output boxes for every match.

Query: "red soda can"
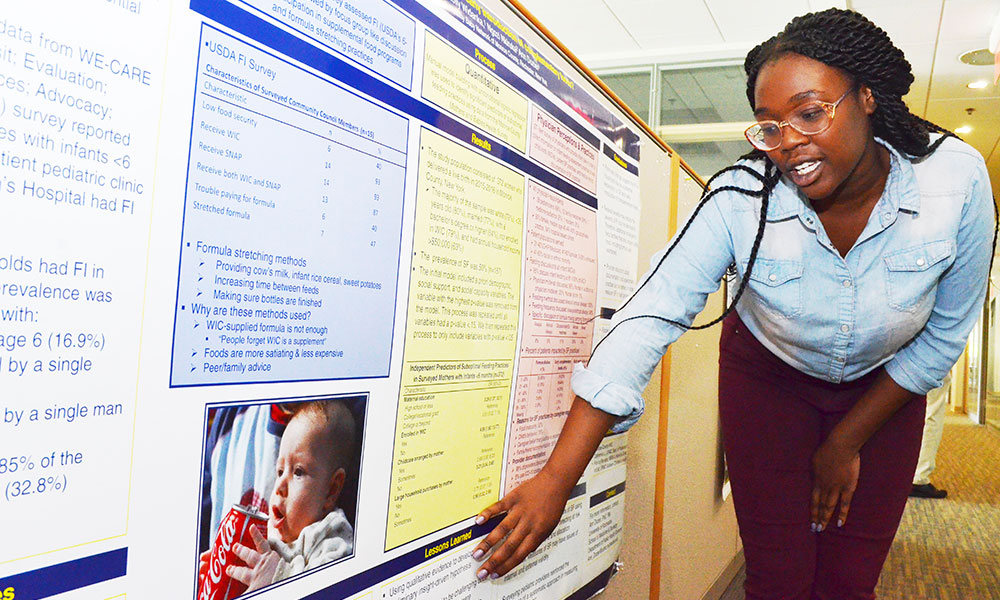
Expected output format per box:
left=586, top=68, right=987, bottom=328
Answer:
left=199, top=504, right=268, bottom=600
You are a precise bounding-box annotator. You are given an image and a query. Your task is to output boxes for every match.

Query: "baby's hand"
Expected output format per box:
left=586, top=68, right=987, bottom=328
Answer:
left=227, top=526, right=280, bottom=592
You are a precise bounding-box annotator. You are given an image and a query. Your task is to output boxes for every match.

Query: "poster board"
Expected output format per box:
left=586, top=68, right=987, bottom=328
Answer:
left=0, top=1, right=673, bottom=598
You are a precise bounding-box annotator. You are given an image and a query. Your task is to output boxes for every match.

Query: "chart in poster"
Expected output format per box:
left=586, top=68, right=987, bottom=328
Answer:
left=171, top=22, right=408, bottom=386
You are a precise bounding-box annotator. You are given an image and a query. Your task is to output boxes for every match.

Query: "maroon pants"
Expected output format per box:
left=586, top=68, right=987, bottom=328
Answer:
left=718, top=313, right=925, bottom=600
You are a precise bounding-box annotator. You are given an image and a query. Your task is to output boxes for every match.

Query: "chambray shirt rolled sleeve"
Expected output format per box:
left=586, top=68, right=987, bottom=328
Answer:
left=884, top=160, right=994, bottom=394
left=571, top=180, right=742, bottom=433
left=571, top=362, right=644, bottom=432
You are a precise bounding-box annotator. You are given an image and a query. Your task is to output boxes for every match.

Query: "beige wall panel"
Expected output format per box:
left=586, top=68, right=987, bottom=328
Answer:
left=657, top=171, right=741, bottom=600
left=658, top=287, right=740, bottom=599
left=601, top=159, right=743, bottom=600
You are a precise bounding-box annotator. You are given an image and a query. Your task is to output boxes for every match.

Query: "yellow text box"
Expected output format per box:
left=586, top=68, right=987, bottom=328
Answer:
left=387, top=129, right=524, bottom=549
left=422, top=33, right=528, bottom=153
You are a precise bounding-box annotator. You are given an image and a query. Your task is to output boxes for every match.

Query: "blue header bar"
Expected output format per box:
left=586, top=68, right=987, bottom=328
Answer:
left=0, top=548, right=127, bottom=599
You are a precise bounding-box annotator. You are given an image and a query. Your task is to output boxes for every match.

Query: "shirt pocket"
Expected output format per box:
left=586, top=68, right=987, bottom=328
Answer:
left=744, top=257, right=803, bottom=319
left=883, top=240, right=954, bottom=313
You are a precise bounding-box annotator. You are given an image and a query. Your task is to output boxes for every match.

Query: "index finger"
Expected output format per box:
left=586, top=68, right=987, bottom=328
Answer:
left=471, top=499, right=510, bottom=560
left=250, top=525, right=269, bottom=554
left=472, top=511, right=518, bottom=561
left=475, top=498, right=508, bottom=527
left=476, top=514, right=530, bottom=580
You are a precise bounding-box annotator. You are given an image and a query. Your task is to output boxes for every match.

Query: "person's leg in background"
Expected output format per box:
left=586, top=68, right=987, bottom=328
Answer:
left=911, top=371, right=951, bottom=498
left=811, top=392, right=926, bottom=600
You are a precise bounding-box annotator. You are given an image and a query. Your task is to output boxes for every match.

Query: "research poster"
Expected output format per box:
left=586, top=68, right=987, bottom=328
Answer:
left=0, top=1, right=642, bottom=598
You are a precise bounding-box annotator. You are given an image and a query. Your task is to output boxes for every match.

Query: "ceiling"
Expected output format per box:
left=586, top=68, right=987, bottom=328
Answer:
left=515, top=0, right=1000, bottom=200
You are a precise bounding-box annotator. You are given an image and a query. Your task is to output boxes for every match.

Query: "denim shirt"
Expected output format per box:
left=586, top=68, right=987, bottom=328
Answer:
left=573, top=136, right=994, bottom=433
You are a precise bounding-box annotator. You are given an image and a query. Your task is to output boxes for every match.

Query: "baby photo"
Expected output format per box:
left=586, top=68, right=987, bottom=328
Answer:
left=196, top=396, right=366, bottom=599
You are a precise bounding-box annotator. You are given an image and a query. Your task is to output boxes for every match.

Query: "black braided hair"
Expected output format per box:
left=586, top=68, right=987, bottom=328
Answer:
left=744, top=8, right=950, bottom=158
left=589, top=159, right=781, bottom=357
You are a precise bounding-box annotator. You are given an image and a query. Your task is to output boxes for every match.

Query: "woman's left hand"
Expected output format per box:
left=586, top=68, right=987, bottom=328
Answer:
left=810, top=439, right=860, bottom=532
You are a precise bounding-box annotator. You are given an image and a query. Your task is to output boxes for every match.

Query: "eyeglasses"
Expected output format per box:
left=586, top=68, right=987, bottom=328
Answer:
left=744, top=87, right=856, bottom=151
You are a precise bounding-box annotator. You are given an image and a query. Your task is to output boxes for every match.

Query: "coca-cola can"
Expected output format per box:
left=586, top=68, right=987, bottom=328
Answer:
left=199, top=504, right=268, bottom=600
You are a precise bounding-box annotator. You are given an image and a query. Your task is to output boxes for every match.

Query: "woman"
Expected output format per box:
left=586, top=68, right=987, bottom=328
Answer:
left=472, top=8, right=994, bottom=599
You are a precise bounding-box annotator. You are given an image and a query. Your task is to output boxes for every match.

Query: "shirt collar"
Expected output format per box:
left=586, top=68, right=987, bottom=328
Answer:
left=763, top=138, right=920, bottom=223
left=884, top=140, right=920, bottom=214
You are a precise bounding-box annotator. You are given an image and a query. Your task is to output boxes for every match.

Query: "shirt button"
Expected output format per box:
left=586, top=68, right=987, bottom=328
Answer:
left=842, top=280, right=852, bottom=288
left=768, top=273, right=776, bottom=282
left=916, top=258, right=926, bottom=267
left=840, top=324, right=850, bottom=333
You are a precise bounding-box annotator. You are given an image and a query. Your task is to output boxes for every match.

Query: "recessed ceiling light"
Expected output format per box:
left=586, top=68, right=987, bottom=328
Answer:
left=959, top=49, right=994, bottom=66
left=967, top=80, right=989, bottom=89
left=955, top=125, right=973, bottom=134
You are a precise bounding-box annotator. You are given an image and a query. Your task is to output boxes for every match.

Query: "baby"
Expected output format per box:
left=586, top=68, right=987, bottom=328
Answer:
left=228, top=400, right=357, bottom=590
